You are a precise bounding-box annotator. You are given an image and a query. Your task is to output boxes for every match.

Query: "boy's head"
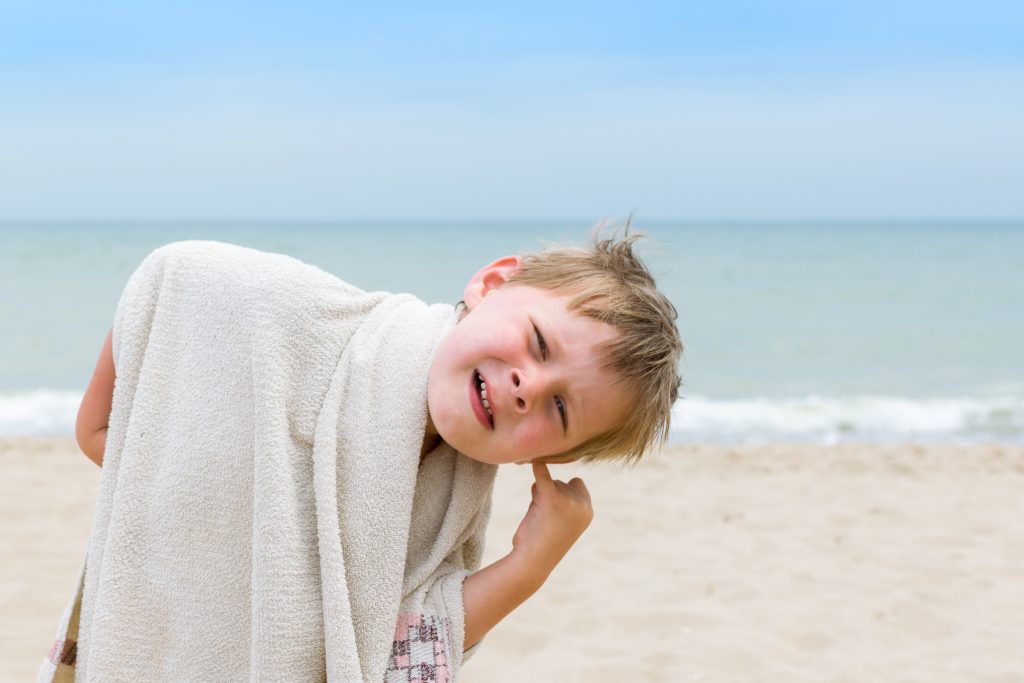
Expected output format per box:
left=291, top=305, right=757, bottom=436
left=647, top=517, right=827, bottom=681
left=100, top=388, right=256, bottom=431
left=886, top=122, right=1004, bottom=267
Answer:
left=426, top=226, right=682, bottom=466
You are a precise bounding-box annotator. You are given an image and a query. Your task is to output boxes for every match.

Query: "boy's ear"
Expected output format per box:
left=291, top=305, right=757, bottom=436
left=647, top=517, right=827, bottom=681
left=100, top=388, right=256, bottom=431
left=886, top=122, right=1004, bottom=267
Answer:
left=463, top=256, right=523, bottom=311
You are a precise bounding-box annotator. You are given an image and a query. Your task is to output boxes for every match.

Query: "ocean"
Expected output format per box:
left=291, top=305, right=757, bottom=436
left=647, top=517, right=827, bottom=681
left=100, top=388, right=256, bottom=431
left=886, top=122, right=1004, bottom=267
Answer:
left=1, top=220, right=1022, bottom=443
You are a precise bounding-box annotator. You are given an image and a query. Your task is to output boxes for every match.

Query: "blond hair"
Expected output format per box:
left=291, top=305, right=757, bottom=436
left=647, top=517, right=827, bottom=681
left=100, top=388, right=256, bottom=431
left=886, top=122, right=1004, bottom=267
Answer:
left=507, top=221, right=683, bottom=465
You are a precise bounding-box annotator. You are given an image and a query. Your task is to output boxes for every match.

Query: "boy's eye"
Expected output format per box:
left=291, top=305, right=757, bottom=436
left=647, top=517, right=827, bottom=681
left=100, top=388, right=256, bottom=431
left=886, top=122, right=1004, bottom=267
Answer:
left=555, top=396, right=567, bottom=431
left=533, top=323, right=567, bottom=431
left=533, top=325, right=549, bottom=360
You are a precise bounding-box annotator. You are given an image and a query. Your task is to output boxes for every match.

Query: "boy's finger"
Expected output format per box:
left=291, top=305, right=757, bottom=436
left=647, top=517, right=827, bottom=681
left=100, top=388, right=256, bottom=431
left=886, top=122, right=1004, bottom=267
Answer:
left=532, top=461, right=552, bottom=483
left=568, top=477, right=591, bottom=502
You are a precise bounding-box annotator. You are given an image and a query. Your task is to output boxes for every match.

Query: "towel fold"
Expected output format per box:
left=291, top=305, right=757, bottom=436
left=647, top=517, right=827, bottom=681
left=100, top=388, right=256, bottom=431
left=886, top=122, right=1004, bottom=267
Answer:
left=38, top=241, right=496, bottom=682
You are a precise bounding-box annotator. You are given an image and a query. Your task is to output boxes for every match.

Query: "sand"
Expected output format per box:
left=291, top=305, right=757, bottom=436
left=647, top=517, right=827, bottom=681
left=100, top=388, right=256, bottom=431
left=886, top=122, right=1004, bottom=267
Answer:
left=3, top=437, right=1023, bottom=682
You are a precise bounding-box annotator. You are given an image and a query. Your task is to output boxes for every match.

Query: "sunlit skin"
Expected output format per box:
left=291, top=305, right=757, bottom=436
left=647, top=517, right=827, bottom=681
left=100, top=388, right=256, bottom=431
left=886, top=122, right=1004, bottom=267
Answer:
left=425, top=256, right=631, bottom=466
left=426, top=255, right=635, bottom=649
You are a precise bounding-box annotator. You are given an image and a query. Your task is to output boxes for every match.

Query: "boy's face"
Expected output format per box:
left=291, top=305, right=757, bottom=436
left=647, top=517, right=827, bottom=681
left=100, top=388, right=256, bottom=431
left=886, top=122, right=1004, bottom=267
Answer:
left=426, top=256, right=631, bottom=465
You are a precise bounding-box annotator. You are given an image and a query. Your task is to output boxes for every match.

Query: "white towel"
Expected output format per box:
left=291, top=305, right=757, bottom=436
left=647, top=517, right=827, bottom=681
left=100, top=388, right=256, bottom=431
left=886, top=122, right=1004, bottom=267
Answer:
left=38, top=241, right=497, bottom=682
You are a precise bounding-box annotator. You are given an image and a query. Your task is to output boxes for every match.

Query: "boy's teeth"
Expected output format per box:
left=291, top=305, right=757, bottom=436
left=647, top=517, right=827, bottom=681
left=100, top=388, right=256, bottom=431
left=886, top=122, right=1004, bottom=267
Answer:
left=476, top=374, right=492, bottom=419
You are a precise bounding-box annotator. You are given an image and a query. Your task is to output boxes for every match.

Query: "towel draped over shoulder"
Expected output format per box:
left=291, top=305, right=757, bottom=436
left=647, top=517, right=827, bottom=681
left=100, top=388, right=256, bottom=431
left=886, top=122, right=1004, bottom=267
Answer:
left=38, top=241, right=497, bottom=682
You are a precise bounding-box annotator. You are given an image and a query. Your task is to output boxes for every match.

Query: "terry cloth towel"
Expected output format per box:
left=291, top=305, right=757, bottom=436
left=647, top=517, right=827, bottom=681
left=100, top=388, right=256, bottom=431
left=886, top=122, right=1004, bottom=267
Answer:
left=38, top=241, right=497, bottom=682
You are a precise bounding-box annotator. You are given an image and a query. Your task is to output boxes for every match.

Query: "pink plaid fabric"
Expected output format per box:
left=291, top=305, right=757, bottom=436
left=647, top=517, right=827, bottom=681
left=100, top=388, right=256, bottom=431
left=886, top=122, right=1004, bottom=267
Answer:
left=47, top=638, right=77, bottom=667
left=384, top=613, right=453, bottom=683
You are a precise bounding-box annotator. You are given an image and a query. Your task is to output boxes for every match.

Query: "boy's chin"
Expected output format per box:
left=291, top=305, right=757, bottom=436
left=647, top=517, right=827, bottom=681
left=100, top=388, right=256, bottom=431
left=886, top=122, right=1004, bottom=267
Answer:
left=464, top=454, right=502, bottom=465
left=439, top=436, right=512, bottom=466
left=449, top=443, right=508, bottom=466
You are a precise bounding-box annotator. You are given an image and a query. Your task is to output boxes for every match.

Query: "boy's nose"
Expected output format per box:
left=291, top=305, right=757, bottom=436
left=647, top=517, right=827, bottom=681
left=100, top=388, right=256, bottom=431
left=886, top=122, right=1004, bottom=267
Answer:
left=510, top=367, right=545, bottom=413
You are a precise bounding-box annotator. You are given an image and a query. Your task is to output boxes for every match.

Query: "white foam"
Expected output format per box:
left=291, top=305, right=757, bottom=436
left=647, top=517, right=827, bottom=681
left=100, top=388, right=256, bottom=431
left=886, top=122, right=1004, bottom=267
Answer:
left=2, top=389, right=1023, bottom=443
left=0, top=390, right=82, bottom=436
left=671, top=394, right=1024, bottom=444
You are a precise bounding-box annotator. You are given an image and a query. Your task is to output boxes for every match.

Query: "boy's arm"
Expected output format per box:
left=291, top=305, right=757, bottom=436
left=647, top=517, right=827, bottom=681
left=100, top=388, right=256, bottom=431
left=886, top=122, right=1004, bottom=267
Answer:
left=76, top=328, right=115, bottom=467
left=463, top=461, right=592, bottom=650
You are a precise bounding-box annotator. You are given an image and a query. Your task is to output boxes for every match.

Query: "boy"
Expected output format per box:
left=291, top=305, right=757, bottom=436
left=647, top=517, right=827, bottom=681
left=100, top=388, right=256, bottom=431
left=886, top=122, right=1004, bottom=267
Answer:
left=47, top=229, right=682, bottom=682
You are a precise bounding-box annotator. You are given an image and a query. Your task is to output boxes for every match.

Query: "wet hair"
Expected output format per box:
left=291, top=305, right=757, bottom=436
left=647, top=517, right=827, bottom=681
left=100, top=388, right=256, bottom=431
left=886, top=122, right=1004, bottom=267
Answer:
left=507, top=219, right=683, bottom=464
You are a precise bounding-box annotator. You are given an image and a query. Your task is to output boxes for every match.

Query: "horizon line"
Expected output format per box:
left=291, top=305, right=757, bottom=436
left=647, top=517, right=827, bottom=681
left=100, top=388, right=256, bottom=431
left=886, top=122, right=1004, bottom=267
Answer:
left=2, top=216, right=1023, bottom=225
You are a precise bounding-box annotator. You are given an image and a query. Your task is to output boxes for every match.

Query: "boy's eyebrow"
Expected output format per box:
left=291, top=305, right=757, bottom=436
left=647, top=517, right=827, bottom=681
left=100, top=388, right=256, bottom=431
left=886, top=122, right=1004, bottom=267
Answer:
left=538, top=311, right=566, bottom=360
left=565, top=386, right=580, bottom=438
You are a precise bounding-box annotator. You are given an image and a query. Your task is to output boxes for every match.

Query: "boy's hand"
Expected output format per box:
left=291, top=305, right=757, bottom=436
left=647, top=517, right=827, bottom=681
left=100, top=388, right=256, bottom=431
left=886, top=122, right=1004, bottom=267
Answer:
left=462, top=462, right=592, bottom=649
left=510, top=462, right=593, bottom=583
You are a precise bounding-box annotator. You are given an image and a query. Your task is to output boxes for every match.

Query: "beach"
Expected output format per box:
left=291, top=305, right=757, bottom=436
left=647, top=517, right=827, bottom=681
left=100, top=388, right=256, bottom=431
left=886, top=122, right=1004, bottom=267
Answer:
left=3, top=437, right=1023, bottom=682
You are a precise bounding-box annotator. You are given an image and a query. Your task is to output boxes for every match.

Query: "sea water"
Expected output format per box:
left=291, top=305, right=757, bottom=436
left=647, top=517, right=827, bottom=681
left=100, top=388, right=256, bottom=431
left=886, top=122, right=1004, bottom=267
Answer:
left=1, top=220, right=1022, bottom=443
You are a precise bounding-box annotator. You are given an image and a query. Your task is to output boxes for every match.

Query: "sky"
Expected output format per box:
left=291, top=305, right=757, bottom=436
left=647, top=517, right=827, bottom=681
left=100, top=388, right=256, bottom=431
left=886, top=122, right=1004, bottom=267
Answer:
left=1, top=1, right=1022, bottom=221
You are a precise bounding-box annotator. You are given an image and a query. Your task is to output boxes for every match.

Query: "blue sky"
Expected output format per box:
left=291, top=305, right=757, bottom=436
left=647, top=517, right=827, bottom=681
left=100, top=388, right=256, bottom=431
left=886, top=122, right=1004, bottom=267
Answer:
left=1, top=1, right=1022, bottom=220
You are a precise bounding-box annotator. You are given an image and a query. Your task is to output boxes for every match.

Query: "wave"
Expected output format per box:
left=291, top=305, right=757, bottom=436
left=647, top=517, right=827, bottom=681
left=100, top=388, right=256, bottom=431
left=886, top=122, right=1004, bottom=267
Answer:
left=671, top=394, right=1024, bottom=444
left=0, top=390, right=82, bottom=436
left=2, top=390, right=1023, bottom=443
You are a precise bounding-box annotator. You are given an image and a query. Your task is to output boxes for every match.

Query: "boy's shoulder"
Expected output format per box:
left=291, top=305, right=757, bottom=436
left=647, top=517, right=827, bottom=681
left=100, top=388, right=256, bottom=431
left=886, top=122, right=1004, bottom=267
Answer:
left=137, top=241, right=367, bottom=298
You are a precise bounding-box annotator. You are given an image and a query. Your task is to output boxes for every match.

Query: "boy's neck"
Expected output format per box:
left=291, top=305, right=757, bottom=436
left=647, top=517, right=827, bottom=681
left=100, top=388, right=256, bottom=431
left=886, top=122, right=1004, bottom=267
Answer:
left=420, top=432, right=442, bottom=461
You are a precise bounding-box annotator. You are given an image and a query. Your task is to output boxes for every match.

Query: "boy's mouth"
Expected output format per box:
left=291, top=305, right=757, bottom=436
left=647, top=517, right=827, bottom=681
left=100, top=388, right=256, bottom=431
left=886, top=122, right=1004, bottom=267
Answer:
left=471, top=370, right=494, bottom=429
